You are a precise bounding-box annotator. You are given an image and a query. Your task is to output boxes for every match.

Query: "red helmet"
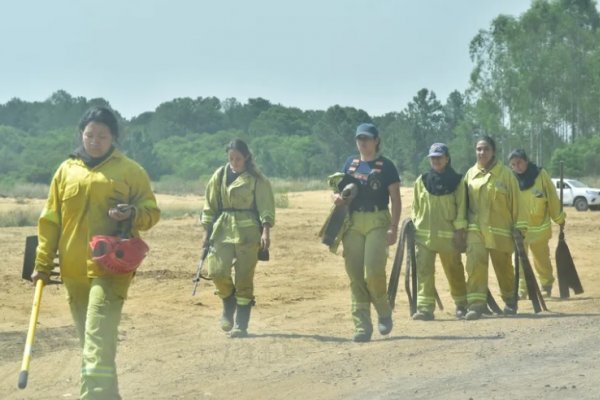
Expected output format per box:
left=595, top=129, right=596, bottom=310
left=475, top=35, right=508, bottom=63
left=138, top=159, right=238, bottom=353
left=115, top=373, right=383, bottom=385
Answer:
left=90, top=235, right=149, bottom=274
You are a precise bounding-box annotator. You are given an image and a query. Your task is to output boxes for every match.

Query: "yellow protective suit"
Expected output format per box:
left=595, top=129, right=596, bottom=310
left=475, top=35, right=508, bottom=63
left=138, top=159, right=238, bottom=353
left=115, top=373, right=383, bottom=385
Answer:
left=34, top=149, right=160, bottom=400
left=201, top=165, right=275, bottom=304
left=412, top=175, right=467, bottom=313
left=517, top=168, right=566, bottom=293
left=464, top=160, right=523, bottom=310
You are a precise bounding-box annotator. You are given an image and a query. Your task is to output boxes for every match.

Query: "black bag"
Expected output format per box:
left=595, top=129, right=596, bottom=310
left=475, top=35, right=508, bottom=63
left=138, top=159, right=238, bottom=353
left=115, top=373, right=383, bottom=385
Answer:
left=258, top=247, right=270, bottom=261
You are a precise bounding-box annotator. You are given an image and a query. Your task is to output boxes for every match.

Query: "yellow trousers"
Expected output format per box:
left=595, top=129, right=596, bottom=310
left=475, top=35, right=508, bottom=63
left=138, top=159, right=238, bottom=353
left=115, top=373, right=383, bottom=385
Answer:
left=207, top=241, right=259, bottom=305
left=63, top=274, right=132, bottom=400
left=466, top=232, right=515, bottom=311
left=415, top=243, right=467, bottom=313
left=342, top=210, right=391, bottom=333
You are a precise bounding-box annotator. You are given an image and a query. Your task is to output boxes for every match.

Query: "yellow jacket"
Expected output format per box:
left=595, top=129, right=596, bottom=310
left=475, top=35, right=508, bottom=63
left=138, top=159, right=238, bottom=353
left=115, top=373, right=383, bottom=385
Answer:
left=465, top=160, right=523, bottom=252
left=517, top=168, right=566, bottom=244
left=35, top=149, right=160, bottom=278
left=202, top=165, right=275, bottom=244
left=411, top=175, right=467, bottom=253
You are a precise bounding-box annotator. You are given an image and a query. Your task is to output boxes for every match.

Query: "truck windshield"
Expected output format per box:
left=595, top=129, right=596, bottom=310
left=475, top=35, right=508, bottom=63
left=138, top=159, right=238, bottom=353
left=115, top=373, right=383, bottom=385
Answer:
left=567, top=180, right=588, bottom=188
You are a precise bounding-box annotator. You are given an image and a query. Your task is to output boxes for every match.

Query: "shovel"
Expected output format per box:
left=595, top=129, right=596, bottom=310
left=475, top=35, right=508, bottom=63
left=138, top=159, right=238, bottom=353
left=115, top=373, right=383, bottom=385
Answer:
left=18, top=235, right=60, bottom=389
left=18, top=279, right=45, bottom=389
left=556, top=162, right=584, bottom=298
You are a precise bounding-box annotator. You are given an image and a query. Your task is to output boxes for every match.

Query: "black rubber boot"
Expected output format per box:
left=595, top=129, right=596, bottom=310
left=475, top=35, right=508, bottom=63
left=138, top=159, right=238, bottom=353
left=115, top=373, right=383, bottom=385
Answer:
left=411, top=311, right=434, bottom=321
left=230, top=303, right=251, bottom=338
left=503, top=302, right=518, bottom=315
left=220, top=294, right=237, bottom=332
left=455, top=305, right=467, bottom=319
left=378, top=316, right=393, bottom=334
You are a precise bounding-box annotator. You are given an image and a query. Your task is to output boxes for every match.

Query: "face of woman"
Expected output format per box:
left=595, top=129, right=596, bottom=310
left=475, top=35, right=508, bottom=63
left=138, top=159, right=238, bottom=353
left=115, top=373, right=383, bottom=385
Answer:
left=356, top=135, right=378, bottom=157
left=228, top=149, right=248, bottom=173
left=82, top=122, right=113, bottom=158
left=475, top=140, right=495, bottom=168
left=509, top=157, right=528, bottom=174
left=429, top=155, right=449, bottom=173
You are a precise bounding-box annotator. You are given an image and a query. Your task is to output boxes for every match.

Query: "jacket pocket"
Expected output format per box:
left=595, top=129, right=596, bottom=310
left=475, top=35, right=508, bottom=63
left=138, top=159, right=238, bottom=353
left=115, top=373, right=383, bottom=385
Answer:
left=493, top=186, right=508, bottom=205
left=530, top=191, right=547, bottom=224
left=62, top=183, right=80, bottom=201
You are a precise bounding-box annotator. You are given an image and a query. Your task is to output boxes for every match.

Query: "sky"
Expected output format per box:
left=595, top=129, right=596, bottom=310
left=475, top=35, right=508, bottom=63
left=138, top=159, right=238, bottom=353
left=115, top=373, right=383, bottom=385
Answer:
left=0, top=0, right=533, bottom=119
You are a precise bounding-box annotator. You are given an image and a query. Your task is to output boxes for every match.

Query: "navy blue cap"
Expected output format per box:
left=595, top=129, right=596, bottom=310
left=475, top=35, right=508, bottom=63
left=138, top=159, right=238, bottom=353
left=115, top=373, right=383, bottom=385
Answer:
left=355, top=123, right=379, bottom=138
left=427, top=143, right=449, bottom=157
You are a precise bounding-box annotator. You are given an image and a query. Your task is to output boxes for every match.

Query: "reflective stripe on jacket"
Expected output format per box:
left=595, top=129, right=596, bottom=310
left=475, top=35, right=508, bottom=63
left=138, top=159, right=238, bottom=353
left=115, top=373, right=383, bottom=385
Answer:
left=411, top=175, right=467, bottom=253
left=35, top=150, right=160, bottom=278
left=202, top=165, right=275, bottom=244
left=465, top=161, right=523, bottom=252
left=518, top=168, right=566, bottom=244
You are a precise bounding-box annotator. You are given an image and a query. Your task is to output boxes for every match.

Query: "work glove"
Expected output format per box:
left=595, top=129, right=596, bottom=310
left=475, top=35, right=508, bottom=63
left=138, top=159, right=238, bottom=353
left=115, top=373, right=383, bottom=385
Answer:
left=453, top=229, right=467, bottom=253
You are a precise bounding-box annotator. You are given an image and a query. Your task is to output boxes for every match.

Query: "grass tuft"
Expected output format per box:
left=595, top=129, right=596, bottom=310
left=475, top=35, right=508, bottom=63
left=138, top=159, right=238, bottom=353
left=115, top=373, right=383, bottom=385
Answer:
left=275, top=192, right=290, bottom=209
left=0, top=209, right=40, bottom=227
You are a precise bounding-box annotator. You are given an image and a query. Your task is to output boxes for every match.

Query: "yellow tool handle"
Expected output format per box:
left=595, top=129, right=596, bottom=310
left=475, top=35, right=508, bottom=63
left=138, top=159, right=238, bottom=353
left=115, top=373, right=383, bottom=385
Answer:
left=18, top=279, right=45, bottom=389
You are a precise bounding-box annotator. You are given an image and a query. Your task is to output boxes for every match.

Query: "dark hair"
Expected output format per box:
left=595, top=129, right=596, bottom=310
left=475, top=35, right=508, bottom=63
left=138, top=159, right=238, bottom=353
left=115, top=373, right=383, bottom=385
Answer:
left=476, top=135, right=496, bottom=152
left=508, top=148, right=528, bottom=162
left=78, top=106, right=119, bottom=140
left=226, top=138, right=260, bottom=177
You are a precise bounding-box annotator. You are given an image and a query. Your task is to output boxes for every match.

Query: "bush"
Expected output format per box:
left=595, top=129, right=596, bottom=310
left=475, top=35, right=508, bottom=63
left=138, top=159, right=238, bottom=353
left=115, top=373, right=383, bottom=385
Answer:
left=0, top=209, right=40, bottom=227
left=0, top=182, right=49, bottom=199
left=153, top=176, right=205, bottom=196
left=399, top=170, right=417, bottom=187
left=274, top=192, right=290, bottom=209
left=551, top=136, right=600, bottom=177
left=269, top=178, right=327, bottom=193
left=159, top=207, right=200, bottom=219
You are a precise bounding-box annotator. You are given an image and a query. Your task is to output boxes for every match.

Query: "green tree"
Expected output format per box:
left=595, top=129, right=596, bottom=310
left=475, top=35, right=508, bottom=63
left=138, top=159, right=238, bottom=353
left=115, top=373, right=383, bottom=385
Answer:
left=248, top=105, right=312, bottom=137
left=469, top=0, right=600, bottom=166
left=313, top=105, right=372, bottom=170
left=147, top=97, right=225, bottom=141
left=403, top=89, right=445, bottom=176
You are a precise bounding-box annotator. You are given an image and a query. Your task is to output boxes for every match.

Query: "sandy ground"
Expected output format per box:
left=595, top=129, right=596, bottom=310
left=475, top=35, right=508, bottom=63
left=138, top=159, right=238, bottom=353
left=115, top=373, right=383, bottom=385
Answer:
left=1, top=188, right=599, bottom=400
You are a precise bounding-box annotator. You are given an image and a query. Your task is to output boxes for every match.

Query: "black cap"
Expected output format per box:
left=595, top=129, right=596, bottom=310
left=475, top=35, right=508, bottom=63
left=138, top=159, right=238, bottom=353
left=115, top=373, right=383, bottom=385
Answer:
left=355, top=123, right=379, bottom=139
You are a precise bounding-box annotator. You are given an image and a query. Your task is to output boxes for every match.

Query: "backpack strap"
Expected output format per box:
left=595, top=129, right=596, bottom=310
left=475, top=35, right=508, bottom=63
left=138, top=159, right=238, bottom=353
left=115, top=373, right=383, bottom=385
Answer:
left=347, top=158, right=361, bottom=174
left=348, top=157, right=384, bottom=175
left=219, top=166, right=262, bottom=228
left=216, top=165, right=226, bottom=213
left=372, top=158, right=384, bottom=174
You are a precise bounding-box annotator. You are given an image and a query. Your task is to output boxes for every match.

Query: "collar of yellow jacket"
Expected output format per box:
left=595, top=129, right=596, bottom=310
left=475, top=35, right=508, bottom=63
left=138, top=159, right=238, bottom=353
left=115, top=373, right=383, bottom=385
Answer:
left=477, top=158, right=500, bottom=175
left=226, top=168, right=255, bottom=190
left=72, top=148, right=124, bottom=169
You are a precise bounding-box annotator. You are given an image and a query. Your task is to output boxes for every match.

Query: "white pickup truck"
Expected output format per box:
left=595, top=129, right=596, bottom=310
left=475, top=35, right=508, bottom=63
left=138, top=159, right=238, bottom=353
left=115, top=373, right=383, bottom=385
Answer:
left=551, top=178, right=600, bottom=211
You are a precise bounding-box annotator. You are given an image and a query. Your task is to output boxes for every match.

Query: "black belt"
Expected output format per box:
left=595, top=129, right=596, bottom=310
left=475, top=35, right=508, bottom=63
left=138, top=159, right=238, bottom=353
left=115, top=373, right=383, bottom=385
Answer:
left=352, top=205, right=387, bottom=212
left=221, top=208, right=254, bottom=212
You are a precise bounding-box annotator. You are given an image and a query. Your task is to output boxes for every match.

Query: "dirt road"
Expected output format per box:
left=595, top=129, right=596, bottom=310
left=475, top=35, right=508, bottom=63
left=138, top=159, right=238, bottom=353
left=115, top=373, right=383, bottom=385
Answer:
left=1, top=189, right=599, bottom=399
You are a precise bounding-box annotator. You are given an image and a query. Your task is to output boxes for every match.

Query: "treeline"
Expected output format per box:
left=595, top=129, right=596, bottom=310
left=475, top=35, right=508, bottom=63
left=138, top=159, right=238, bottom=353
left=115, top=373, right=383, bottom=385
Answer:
left=2, top=0, right=600, bottom=187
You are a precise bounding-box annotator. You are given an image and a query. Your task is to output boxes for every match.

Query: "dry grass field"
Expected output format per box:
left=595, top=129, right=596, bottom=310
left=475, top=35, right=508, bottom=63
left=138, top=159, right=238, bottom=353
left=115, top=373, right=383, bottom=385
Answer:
left=1, top=188, right=599, bottom=399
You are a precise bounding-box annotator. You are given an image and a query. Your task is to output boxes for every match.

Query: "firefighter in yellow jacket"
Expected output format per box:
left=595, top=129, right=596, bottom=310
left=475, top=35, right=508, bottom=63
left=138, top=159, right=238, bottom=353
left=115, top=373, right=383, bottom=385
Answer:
left=412, top=143, right=468, bottom=320
left=464, top=136, right=523, bottom=320
left=32, top=106, right=160, bottom=399
left=332, top=123, right=401, bottom=342
left=201, top=139, right=275, bottom=338
left=508, top=149, right=566, bottom=297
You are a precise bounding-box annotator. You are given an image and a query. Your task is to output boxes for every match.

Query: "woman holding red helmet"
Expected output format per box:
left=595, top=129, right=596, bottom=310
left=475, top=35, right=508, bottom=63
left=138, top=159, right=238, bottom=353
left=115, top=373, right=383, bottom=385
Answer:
left=32, top=106, right=160, bottom=399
